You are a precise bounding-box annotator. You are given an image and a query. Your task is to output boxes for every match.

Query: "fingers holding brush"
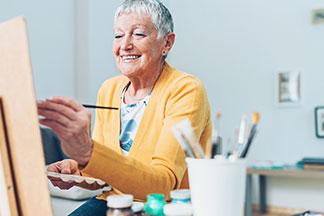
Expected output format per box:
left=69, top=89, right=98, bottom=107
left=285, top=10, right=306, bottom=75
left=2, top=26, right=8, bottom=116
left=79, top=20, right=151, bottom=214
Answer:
left=37, top=97, right=91, bottom=129
left=37, top=97, right=84, bottom=121
left=49, top=96, right=84, bottom=112
left=38, top=106, right=72, bottom=127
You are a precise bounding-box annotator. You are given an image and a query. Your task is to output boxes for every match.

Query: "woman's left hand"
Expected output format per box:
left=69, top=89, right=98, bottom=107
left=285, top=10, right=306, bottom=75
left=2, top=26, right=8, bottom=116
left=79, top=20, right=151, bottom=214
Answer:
left=37, top=96, right=93, bottom=166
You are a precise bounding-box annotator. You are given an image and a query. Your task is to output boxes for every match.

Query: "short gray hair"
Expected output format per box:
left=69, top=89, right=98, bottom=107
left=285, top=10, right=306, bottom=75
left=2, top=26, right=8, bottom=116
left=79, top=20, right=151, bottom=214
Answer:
left=115, top=0, right=174, bottom=38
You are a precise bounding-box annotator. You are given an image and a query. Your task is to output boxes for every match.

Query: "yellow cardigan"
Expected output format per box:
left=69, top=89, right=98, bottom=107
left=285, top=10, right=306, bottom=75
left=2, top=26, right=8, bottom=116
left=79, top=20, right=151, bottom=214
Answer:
left=82, top=63, right=212, bottom=201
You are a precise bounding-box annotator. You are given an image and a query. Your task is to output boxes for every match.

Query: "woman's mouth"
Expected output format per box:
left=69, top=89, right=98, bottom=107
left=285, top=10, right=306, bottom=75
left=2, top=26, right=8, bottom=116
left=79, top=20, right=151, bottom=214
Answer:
left=121, top=55, right=141, bottom=62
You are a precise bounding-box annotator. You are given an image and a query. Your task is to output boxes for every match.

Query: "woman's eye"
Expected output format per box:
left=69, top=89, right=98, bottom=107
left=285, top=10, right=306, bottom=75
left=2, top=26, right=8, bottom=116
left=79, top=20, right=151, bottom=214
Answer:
left=114, top=35, right=123, bottom=39
left=133, top=33, right=146, bottom=38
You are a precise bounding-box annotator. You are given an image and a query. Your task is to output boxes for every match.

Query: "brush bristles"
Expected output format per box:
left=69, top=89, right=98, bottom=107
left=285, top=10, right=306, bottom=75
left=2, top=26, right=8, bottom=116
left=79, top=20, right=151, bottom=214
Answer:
left=252, top=112, right=260, bottom=124
left=216, top=111, right=222, bottom=120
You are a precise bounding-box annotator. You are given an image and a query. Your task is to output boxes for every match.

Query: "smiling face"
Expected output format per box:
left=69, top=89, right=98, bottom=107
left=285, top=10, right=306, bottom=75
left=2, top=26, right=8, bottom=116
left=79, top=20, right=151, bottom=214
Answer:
left=113, top=12, right=166, bottom=79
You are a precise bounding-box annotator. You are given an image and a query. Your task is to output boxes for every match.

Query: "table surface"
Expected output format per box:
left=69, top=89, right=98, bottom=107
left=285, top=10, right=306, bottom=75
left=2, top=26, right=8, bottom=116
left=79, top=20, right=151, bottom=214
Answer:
left=51, top=197, right=85, bottom=216
left=51, top=168, right=324, bottom=216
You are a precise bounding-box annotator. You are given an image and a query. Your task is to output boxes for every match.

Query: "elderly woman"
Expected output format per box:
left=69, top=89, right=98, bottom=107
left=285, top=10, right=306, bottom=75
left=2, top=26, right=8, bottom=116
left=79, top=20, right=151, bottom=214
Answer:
left=38, top=0, right=211, bottom=215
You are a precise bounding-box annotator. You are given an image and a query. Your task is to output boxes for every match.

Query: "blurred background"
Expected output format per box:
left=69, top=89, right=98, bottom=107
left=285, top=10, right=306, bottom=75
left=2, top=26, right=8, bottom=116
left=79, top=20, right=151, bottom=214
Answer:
left=1, top=0, right=324, bottom=212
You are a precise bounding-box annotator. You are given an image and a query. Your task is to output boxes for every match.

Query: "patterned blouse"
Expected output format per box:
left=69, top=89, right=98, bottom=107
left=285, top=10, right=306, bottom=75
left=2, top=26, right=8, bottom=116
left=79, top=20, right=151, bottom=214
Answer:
left=119, top=83, right=151, bottom=155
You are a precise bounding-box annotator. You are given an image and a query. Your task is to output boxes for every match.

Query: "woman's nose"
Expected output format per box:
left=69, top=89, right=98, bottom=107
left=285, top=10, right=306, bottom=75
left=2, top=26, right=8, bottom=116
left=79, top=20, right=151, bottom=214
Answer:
left=121, top=35, right=133, bottom=50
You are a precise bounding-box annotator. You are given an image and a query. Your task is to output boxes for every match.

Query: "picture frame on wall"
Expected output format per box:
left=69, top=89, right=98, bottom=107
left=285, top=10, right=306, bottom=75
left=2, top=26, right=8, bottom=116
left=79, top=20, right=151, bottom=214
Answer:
left=315, top=106, right=324, bottom=138
left=275, top=71, right=301, bottom=107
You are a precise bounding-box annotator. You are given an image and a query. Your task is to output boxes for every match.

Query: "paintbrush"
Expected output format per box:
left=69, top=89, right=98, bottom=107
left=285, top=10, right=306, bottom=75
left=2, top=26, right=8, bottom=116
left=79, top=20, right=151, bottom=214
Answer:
left=236, top=113, right=247, bottom=156
left=82, top=104, right=118, bottom=110
left=239, top=112, right=260, bottom=158
left=172, top=125, right=195, bottom=158
left=173, top=118, right=207, bottom=159
left=211, top=111, right=222, bottom=158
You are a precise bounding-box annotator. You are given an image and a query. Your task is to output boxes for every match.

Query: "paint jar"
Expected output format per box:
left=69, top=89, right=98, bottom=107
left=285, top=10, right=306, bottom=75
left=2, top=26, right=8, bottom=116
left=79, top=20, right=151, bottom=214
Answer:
left=144, top=193, right=166, bottom=216
left=170, top=189, right=191, bottom=204
left=106, top=194, right=133, bottom=216
left=132, top=201, right=144, bottom=216
left=163, top=203, right=193, bottom=216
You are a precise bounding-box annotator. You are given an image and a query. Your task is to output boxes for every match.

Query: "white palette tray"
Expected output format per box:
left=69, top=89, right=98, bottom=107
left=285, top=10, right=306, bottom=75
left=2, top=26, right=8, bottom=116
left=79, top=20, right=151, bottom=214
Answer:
left=47, top=171, right=111, bottom=200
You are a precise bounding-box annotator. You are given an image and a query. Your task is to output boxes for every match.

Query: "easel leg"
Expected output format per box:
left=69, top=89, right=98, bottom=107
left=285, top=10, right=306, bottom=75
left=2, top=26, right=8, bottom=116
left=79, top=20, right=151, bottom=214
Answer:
left=0, top=98, right=19, bottom=216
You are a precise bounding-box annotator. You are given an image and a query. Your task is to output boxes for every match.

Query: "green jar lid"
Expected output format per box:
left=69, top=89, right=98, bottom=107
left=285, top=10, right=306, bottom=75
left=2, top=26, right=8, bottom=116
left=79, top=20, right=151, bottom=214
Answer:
left=145, top=193, right=166, bottom=216
left=147, top=193, right=165, bottom=201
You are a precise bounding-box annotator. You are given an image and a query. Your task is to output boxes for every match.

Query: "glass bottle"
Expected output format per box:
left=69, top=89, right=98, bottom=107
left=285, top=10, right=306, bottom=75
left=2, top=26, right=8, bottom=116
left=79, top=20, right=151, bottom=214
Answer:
left=144, top=193, right=166, bottom=216
left=106, top=194, right=133, bottom=216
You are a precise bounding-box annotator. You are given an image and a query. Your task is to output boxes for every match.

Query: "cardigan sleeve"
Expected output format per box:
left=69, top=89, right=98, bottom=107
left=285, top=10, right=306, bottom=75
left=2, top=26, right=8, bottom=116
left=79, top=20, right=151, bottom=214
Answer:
left=82, top=76, right=210, bottom=200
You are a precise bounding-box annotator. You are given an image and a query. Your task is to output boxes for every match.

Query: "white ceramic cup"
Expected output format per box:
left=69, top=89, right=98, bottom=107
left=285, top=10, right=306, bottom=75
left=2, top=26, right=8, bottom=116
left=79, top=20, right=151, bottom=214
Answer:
left=186, top=158, right=246, bottom=216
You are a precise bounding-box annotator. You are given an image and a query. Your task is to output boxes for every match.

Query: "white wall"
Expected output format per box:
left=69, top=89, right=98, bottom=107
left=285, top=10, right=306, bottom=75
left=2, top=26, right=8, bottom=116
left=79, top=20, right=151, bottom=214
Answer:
left=0, top=0, right=75, bottom=99
left=169, top=0, right=324, bottom=163
left=86, top=1, right=120, bottom=103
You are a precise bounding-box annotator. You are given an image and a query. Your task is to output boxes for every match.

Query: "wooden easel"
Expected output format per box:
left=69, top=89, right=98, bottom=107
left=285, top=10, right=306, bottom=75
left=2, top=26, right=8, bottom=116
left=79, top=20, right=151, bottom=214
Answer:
left=0, top=98, right=19, bottom=216
left=0, top=17, right=52, bottom=215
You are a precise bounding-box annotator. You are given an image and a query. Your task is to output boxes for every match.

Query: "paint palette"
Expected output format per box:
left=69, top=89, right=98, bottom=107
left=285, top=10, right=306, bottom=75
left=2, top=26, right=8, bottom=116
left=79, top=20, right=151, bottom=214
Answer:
left=47, top=171, right=111, bottom=200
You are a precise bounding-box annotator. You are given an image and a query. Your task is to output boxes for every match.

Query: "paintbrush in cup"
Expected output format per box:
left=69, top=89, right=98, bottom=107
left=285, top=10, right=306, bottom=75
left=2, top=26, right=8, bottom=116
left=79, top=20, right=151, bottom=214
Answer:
left=239, top=112, right=260, bottom=158
left=173, top=118, right=207, bottom=159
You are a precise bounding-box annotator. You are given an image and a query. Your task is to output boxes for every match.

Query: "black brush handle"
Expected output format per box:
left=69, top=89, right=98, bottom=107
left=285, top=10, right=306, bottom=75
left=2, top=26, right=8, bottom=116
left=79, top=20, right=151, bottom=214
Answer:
left=82, top=104, right=118, bottom=110
left=240, top=127, right=257, bottom=158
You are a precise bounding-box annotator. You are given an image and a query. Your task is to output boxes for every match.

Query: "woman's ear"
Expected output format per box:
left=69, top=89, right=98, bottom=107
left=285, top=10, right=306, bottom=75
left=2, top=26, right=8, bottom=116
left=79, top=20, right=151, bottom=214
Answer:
left=162, top=32, right=175, bottom=55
